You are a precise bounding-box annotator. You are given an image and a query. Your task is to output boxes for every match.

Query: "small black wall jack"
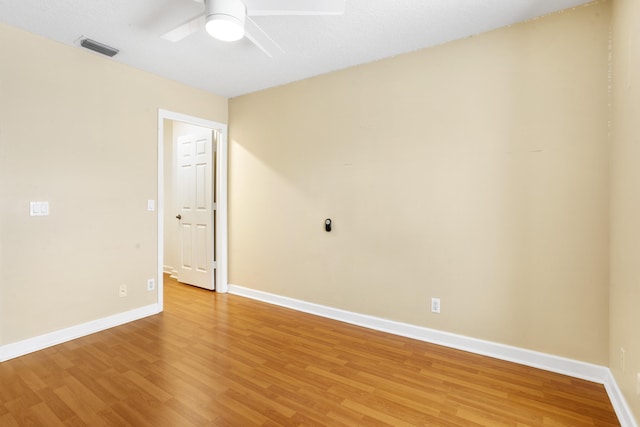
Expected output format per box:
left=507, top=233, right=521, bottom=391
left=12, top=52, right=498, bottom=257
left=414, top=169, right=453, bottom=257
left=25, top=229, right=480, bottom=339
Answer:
left=325, top=218, right=332, bottom=232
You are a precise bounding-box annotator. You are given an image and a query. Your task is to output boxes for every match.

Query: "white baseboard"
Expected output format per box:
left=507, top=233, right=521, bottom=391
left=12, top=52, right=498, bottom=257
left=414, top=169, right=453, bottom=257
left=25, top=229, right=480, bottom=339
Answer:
left=603, top=371, right=639, bottom=427
left=0, top=304, right=161, bottom=363
left=162, top=266, right=178, bottom=280
left=228, top=284, right=637, bottom=427
left=162, top=265, right=176, bottom=276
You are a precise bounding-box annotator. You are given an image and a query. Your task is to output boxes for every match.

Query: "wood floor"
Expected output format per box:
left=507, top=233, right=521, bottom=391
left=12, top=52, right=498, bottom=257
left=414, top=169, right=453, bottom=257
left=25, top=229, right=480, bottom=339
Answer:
left=0, top=276, right=620, bottom=426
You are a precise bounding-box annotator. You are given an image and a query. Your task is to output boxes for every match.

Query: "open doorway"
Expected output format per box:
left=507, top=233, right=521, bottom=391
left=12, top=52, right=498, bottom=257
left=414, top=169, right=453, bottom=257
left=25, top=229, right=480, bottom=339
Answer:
left=157, top=109, right=228, bottom=311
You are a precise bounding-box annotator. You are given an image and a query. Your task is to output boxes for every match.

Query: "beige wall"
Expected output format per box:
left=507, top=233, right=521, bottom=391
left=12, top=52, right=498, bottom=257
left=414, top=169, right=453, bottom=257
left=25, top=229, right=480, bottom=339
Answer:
left=229, top=2, right=611, bottom=364
left=610, top=0, right=640, bottom=419
left=163, top=119, right=176, bottom=275
left=0, top=23, right=227, bottom=345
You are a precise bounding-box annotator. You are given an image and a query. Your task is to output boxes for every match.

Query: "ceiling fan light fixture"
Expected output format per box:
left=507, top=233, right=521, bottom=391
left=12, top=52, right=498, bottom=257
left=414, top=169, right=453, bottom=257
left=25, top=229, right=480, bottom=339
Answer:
left=205, top=0, right=246, bottom=42
left=206, top=15, right=245, bottom=41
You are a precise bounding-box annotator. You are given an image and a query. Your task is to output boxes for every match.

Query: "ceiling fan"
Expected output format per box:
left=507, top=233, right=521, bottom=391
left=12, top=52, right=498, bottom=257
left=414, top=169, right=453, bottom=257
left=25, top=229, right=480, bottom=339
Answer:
left=161, top=0, right=346, bottom=57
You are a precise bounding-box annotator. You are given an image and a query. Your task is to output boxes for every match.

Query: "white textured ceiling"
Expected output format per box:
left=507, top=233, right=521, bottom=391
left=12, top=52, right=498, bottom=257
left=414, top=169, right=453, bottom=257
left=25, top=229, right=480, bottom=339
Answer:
left=0, top=0, right=593, bottom=98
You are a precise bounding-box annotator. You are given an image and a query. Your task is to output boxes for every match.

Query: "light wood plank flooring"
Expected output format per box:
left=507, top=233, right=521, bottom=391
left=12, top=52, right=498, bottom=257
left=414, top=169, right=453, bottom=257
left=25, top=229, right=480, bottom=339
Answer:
left=0, top=276, right=620, bottom=426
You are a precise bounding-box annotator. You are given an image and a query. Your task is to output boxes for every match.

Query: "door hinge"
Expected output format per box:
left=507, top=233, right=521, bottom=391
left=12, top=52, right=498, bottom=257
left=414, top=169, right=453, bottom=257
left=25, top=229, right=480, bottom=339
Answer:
left=212, top=261, right=217, bottom=269
left=212, top=202, right=217, bottom=211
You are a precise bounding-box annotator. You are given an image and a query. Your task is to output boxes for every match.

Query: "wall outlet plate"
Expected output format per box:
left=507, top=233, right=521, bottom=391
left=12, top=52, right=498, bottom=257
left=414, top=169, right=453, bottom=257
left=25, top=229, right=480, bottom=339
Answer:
left=147, top=278, right=155, bottom=291
left=621, top=347, right=626, bottom=372
left=119, top=284, right=127, bottom=297
left=431, top=298, right=441, bottom=314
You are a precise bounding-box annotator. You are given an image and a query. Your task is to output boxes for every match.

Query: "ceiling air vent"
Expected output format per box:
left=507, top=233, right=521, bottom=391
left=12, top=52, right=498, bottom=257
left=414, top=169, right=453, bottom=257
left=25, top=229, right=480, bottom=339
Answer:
left=79, top=38, right=119, bottom=57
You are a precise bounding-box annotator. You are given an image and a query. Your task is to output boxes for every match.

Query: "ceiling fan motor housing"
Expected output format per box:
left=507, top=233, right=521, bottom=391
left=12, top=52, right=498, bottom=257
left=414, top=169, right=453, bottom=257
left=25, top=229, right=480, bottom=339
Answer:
left=205, top=0, right=247, bottom=41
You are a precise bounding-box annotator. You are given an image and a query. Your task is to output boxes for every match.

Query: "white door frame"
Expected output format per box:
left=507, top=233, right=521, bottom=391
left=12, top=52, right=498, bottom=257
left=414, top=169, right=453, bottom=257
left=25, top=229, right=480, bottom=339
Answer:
left=157, top=109, right=228, bottom=311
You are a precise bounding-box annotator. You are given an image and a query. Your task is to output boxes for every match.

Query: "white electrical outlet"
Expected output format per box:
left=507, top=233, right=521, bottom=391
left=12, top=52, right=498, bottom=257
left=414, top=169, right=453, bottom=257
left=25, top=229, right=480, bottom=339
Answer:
left=621, top=347, right=626, bottom=372
left=147, top=278, right=155, bottom=291
left=119, top=284, right=127, bottom=297
left=431, top=298, right=441, bottom=314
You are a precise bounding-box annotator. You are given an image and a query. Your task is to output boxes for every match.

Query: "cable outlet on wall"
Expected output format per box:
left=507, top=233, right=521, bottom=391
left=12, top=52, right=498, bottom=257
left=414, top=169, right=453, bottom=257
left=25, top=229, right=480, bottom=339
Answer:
left=620, top=347, right=626, bottom=372
left=431, top=297, right=441, bottom=314
left=147, top=278, right=155, bottom=291
left=119, top=284, right=127, bottom=297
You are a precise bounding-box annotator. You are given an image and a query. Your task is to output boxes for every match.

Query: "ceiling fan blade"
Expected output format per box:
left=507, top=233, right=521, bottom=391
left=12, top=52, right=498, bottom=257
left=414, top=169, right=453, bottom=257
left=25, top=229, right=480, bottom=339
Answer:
left=161, top=13, right=205, bottom=42
left=244, top=16, right=285, bottom=58
left=243, top=0, right=345, bottom=16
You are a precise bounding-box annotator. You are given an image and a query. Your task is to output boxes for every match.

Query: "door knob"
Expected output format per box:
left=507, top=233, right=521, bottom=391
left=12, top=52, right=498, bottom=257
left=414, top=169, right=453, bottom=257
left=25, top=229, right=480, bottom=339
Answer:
left=176, top=214, right=182, bottom=220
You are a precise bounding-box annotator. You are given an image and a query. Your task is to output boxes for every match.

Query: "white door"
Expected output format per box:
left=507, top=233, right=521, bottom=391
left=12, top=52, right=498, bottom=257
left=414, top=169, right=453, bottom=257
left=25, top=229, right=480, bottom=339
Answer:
left=176, top=132, right=215, bottom=290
